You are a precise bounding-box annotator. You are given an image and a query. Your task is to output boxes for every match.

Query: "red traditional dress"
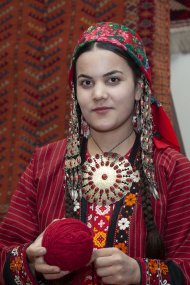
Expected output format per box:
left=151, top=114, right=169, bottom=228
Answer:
left=0, top=138, right=190, bottom=285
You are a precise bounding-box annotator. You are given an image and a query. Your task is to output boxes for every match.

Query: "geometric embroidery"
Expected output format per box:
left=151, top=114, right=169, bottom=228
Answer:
left=87, top=204, right=112, bottom=249
left=114, top=184, right=139, bottom=253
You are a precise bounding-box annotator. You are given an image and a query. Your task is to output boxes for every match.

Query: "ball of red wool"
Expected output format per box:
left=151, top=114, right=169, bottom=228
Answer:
left=42, top=218, right=93, bottom=271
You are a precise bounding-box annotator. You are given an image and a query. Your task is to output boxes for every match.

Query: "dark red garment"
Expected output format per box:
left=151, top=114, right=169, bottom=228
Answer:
left=0, top=139, right=190, bottom=284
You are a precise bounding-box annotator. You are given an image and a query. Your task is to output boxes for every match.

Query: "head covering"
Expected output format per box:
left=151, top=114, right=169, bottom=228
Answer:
left=69, top=22, right=151, bottom=85
left=65, top=22, right=180, bottom=206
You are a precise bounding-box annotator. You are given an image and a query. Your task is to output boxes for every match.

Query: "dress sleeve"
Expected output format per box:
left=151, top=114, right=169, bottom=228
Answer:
left=137, top=149, right=190, bottom=285
left=3, top=245, right=40, bottom=285
left=136, top=257, right=184, bottom=285
left=0, top=150, right=40, bottom=285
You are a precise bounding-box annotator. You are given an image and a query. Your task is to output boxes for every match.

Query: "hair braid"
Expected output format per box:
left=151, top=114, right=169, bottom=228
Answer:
left=137, top=157, right=165, bottom=259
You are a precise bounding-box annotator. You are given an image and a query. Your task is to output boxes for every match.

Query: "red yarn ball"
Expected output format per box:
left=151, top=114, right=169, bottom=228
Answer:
left=42, top=218, right=93, bottom=271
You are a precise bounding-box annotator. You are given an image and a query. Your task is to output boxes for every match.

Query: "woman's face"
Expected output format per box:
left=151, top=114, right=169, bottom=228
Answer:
left=76, top=47, right=141, bottom=134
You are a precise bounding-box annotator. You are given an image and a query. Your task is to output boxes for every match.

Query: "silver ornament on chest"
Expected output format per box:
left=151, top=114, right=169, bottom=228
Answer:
left=82, top=152, right=140, bottom=205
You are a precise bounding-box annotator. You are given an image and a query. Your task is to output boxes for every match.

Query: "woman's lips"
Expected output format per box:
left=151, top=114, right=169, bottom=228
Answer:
left=92, top=107, right=113, bottom=113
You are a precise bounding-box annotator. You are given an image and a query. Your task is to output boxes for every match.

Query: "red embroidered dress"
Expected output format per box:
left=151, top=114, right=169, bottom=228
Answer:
left=0, top=139, right=190, bottom=284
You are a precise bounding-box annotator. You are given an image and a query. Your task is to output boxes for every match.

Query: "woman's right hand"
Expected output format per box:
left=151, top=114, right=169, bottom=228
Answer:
left=26, top=231, right=70, bottom=280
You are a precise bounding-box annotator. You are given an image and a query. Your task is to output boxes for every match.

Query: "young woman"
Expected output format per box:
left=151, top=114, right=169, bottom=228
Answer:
left=0, top=22, right=190, bottom=285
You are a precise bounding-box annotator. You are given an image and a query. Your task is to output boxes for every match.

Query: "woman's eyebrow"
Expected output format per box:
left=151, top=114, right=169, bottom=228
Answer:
left=103, top=70, right=123, bottom=77
left=77, top=74, right=92, bottom=79
left=77, top=70, right=123, bottom=79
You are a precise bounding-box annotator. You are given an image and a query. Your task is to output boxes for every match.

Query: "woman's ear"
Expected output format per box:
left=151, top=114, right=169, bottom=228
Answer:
left=135, top=80, right=144, bottom=101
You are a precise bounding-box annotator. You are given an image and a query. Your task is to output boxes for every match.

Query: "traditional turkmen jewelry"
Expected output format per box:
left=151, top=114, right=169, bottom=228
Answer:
left=82, top=152, right=140, bottom=205
left=65, top=85, right=82, bottom=204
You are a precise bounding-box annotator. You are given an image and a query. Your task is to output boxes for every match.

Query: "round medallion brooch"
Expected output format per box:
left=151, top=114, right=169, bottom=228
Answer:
left=82, top=152, right=140, bottom=205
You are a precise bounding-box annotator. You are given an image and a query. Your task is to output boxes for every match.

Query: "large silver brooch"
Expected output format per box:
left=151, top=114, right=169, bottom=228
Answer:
left=82, top=152, right=140, bottom=205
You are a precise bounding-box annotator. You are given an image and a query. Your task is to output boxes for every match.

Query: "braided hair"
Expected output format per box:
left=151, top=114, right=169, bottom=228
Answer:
left=136, top=156, right=165, bottom=259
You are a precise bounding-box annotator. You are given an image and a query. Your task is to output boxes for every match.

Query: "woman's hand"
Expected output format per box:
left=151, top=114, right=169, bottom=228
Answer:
left=92, top=247, right=141, bottom=285
left=26, top=230, right=69, bottom=280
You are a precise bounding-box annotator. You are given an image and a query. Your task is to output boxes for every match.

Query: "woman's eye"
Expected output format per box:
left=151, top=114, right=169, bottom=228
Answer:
left=107, top=77, right=120, bottom=85
left=79, top=80, right=93, bottom=88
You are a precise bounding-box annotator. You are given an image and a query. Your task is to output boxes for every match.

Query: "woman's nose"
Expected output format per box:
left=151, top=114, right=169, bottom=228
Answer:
left=92, top=82, right=108, bottom=100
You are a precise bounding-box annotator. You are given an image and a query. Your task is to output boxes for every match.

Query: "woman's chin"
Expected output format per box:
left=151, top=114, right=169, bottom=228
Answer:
left=89, top=125, right=115, bottom=133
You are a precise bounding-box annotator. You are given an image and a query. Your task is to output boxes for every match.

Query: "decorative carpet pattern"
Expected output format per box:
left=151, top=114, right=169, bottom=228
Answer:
left=0, top=0, right=170, bottom=221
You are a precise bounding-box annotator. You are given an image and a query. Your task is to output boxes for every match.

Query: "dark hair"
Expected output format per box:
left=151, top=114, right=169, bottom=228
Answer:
left=66, top=41, right=165, bottom=259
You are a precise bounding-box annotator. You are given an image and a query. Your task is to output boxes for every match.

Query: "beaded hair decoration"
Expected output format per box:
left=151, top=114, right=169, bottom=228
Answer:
left=65, top=22, right=160, bottom=213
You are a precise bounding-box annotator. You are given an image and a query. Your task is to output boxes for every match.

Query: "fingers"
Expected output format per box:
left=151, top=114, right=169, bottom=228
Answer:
left=27, top=245, right=46, bottom=257
left=95, top=256, right=113, bottom=268
left=27, top=250, right=70, bottom=281
left=92, top=247, right=115, bottom=265
left=34, top=255, right=70, bottom=280
left=26, top=225, right=70, bottom=281
left=35, top=257, right=70, bottom=280
left=96, top=265, right=114, bottom=277
left=93, top=248, right=125, bottom=284
left=94, top=248, right=121, bottom=268
left=34, top=256, right=60, bottom=274
left=26, top=244, right=46, bottom=264
left=26, top=231, right=46, bottom=262
left=101, top=275, right=120, bottom=284
left=92, top=248, right=141, bottom=285
left=44, top=271, right=70, bottom=280
left=93, top=247, right=116, bottom=258
left=88, top=248, right=98, bottom=264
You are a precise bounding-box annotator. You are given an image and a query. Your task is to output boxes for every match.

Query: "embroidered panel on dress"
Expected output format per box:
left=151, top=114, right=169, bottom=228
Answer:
left=114, top=184, right=138, bottom=253
left=9, top=246, right=33, bottom=285
left=79, top=204, right=113, bottom=285
left=82, top=188, right=139, bottom=285
left=87, top=204, right=113, bottom=249
left=144, top=258, right=171, bottom=285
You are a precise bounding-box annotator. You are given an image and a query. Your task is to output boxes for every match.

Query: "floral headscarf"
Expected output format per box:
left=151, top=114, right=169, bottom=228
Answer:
left=69, top=22, right=151, bottom=85
left=65, top=22, right=180, bottom=203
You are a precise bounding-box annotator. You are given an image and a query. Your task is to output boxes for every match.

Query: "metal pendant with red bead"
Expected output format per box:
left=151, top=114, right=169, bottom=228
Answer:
left=82, top=152, right=140, bottom=205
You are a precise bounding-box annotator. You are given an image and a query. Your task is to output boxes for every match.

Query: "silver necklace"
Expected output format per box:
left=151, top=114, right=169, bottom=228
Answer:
left=90, top=129, right=134, bottom=154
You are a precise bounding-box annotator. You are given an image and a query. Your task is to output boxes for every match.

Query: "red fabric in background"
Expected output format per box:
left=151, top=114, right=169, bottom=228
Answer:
left=152, top=103, right=180, bottom=151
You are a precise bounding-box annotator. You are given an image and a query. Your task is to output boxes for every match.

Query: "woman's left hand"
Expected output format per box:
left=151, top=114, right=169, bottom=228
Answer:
left=92, top=247, right=141, bottom=285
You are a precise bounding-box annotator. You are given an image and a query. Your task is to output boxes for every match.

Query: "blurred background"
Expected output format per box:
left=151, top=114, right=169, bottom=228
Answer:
left=170, top=0, right=190, bottom=160
left=0, top=0, right=189, bottom=221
